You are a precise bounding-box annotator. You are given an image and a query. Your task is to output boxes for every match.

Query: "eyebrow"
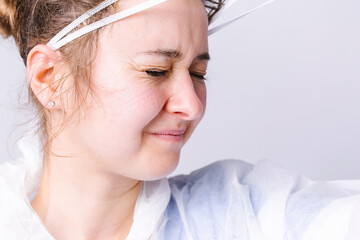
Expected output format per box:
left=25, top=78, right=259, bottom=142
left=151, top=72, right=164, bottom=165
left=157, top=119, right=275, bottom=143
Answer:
left=140, top=49, right=211, bottom=61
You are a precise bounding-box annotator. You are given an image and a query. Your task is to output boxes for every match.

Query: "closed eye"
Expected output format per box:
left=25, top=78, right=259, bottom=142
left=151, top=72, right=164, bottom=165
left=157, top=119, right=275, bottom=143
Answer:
left=191, top=73, right=206, bottom=81
left=145, top=70, right=168, bottom=78
left=145, top=70, right=206, bottom=81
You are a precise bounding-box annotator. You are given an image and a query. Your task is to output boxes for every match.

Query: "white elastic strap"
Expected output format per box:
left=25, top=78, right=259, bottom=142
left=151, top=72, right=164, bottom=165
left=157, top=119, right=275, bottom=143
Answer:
left=208, top=0, right=275, bottom=36
left=208, top=0, right=239, bottom=26
left=47, top=0, right=167, bottom=50
left=47, top=0, right=119, bottom=49
left=47, top=0, right=275, bottom=50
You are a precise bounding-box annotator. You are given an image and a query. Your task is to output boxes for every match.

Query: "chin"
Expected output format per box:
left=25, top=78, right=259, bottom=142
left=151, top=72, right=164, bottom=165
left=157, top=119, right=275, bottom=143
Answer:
left=138, top=154, right=180, bottom=181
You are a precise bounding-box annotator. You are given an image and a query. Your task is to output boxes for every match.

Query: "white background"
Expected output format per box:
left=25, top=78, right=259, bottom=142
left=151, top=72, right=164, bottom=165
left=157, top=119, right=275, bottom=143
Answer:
left=0, top=0, right=359, bottom=180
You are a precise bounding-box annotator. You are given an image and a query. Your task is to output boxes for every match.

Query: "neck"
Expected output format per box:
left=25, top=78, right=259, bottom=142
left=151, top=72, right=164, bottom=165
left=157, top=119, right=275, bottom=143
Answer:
left=31, top=154, right=142, bottom=240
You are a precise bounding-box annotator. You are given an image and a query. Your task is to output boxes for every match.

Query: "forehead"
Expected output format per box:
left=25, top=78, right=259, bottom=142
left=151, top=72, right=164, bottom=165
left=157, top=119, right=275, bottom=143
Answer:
left=98, top=0, right=209, bottom=58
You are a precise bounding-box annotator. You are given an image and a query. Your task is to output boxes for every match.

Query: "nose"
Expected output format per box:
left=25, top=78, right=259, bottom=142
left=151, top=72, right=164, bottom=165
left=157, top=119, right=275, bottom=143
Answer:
left=165, top=73, right=206, bottom=121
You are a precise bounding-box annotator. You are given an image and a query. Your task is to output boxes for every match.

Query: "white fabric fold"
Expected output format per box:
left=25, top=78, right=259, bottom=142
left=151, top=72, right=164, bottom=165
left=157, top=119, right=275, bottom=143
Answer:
left=127, top=179, right=171, bottom=240
left=15, top=132, right=44, bottom=198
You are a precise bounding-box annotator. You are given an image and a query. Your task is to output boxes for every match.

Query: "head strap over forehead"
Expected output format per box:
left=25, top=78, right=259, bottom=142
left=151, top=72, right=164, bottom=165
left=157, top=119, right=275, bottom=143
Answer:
left=46, top=0, right=275, bottom=51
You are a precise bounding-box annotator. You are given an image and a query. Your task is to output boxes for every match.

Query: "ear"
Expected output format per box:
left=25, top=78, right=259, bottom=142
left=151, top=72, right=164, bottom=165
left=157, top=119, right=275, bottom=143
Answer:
left=27, top=44, right=64, bottom=110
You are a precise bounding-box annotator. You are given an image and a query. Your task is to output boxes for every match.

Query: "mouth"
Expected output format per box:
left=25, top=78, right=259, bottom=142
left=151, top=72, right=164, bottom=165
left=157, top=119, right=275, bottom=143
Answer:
left=149, top=129, right=186, bottom=142
left=151, top=133, right=183, bottom=142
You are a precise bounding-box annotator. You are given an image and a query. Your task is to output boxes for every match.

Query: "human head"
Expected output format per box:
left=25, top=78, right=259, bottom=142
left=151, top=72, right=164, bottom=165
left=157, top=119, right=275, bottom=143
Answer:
left=0, top=0, right=223, bottom=179
left=0, top=0, right=223, bottom=153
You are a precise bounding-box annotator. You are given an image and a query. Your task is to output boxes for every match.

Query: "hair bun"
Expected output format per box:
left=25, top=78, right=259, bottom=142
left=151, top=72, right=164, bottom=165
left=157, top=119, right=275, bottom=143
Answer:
left=0, top=0, right=17, bottom=38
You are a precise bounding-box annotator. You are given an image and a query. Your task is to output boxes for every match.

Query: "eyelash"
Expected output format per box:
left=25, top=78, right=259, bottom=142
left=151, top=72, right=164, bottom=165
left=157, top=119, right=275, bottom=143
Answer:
left=145, top=70, right=207, bottom=81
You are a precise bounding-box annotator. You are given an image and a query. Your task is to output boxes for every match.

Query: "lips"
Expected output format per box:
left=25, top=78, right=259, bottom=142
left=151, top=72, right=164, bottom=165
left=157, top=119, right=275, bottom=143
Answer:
left=149, top=129, right=186, bottom=143
left=151, top=129, right=186, bottom=136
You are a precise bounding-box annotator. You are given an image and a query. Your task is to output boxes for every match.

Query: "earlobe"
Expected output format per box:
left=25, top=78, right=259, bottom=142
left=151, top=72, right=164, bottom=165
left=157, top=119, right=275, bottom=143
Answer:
left=27, top=44, right=62, bottom=109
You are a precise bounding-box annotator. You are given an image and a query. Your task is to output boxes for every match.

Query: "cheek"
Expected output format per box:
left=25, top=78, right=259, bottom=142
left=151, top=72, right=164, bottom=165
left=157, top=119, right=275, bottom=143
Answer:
left=195, top=83, right=207, bottom=118
left=98, top=86, right=166, bottom=137
left=199, top=84, right=207, bottom=112
left=80, top=87, right=165, bottom=166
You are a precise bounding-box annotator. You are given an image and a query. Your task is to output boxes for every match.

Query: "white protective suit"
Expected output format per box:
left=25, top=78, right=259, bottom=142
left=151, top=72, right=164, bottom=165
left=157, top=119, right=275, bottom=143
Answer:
left=1, top=132, right=360, bottom=240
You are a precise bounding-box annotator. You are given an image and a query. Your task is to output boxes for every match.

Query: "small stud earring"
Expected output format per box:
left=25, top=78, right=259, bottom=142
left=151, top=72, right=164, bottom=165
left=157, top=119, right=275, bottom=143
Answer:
left=47, top=100, right=55, bottom=108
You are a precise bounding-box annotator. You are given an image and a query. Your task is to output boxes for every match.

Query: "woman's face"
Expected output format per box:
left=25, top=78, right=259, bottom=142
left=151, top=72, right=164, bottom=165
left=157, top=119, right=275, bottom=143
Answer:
left=65, top=0, right=209, bottom=180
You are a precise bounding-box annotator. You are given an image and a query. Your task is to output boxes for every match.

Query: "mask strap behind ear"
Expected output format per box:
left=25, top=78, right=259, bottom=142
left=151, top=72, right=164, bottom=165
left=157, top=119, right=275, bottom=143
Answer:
left=208, top=0, right=275, bottom=36
left=47, top=0, right=167, bottom=50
